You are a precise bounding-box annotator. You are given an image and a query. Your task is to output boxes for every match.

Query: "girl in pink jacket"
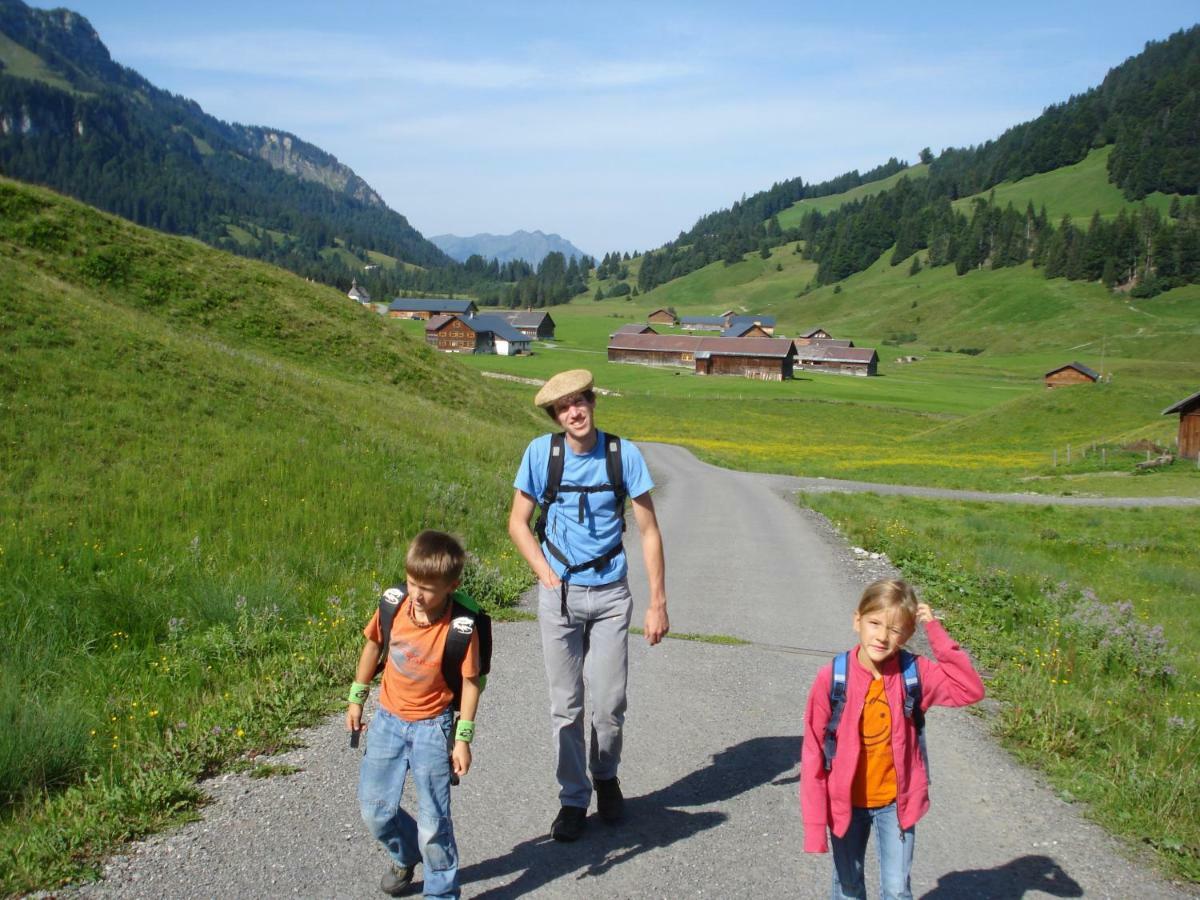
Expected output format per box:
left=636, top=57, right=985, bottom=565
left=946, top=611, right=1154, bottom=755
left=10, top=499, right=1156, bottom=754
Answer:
left=801, top=579, right=984, bottom=900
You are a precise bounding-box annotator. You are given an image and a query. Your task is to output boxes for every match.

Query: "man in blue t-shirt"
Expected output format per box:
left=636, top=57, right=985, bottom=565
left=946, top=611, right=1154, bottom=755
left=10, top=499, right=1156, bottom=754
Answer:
left=508, top=368, right=669, bottom=843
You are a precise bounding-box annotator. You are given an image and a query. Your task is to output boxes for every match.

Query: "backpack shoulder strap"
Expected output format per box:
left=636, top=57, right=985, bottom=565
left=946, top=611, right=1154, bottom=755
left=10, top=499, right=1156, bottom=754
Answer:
left=374, top=585, right=406, bottom=677
left=536, top=433, right=567, bottom=543
left=604, top=433, right=626, bottom=530
left=823, top=651, right=850, bottom=772
left=899, top=649, right=930, bottom=781
left=442, top=591, right=491, bottom=712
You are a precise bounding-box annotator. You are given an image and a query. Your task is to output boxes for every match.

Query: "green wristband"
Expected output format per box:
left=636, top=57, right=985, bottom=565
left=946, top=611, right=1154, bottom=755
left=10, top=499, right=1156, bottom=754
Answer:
left=348, top=681, right=370, bottom=705
left=455, top=719, right=475, bottom=743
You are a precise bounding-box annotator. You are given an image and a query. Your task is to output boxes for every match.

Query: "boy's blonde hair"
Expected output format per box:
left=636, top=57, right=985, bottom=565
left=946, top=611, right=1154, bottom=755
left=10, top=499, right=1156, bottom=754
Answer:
left=856, top=578, right=919, bottom=630
left=405, top=530, right=466, bottom=585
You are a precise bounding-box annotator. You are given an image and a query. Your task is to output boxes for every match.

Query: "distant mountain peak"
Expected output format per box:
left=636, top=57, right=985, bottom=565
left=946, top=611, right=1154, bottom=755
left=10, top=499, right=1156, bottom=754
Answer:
left=430, top=230, right=588, bottom=265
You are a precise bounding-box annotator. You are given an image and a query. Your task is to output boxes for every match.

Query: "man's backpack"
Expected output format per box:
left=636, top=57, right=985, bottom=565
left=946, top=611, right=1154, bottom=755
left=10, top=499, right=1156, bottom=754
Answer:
left=534, top=431, right=627, bottom=614
left=374, top=586, right=492, bottom=712
left=822, top=650, right=930, bottom=780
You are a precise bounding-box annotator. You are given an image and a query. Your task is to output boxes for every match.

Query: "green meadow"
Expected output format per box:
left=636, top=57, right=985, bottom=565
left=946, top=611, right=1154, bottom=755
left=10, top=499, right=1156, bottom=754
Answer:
left=0, top=178, right=537, bottom=893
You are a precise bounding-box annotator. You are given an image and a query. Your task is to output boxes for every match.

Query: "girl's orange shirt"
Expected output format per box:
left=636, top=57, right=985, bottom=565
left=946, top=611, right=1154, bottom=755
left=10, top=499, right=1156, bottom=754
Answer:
left=364, top=600, right=480, bottom=721
left=851, top=677, right=898, bottom=808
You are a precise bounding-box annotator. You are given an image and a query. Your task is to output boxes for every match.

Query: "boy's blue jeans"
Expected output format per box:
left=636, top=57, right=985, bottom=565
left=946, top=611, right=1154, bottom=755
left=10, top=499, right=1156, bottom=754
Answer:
left=359, top=707, right=459, bottom=900
left=830, top=803, right=915, bottom=900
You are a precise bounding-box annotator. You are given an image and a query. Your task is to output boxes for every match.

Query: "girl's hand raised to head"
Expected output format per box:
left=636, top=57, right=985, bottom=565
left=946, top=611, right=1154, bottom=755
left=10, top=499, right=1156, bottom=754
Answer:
left=916, top=603, right=936, bottom=625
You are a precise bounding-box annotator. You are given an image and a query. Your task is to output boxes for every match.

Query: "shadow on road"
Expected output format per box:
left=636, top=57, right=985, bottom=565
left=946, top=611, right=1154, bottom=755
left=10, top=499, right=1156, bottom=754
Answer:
left=458, top=734, right=798, bottom=898
left=921, top=854, right=1083, bottom=899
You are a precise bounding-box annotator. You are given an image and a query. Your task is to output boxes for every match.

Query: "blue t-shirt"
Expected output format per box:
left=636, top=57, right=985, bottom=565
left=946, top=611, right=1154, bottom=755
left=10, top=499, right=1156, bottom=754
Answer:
left=514, top=431, right=654, bottom=585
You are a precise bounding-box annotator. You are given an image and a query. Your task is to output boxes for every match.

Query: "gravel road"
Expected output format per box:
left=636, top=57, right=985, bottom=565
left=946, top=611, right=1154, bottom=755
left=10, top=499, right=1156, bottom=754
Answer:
left=62, top=443, right=1197, bottom=899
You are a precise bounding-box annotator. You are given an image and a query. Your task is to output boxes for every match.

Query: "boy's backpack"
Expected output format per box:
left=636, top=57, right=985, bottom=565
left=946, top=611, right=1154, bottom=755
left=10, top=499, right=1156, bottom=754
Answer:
left=534, top=432, right=627, bottom=612
left=374, top=587, right=492, bottom=712
left=822, top=650, right=930, bottom=780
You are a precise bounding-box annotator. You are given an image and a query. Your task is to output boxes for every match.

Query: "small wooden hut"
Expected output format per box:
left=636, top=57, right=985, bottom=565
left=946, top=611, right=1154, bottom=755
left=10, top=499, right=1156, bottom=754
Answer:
left=1163, top=390, right=1200, bottom=460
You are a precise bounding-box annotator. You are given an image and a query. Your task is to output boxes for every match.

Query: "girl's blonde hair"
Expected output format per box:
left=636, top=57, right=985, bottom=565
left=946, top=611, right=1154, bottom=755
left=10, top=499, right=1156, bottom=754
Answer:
left=856, top=578, right=919, bottom=630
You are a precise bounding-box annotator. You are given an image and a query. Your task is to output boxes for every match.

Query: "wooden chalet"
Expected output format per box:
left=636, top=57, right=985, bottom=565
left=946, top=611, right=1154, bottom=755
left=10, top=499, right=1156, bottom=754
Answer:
left=607, top=333, right=795, bottom=381
left=388, top=298, right=478, bottom=320
left=679, top=315, right=728, bottom=332
left=793, top=327, right=832, bottom=345
left=613, top=323, right=658, bottom=337
left=1163, top=390, right=1200, bottom=460
left=424, top=314, right=531, bottom=356
left=503, top=310, right=556, bottom=339
left=1044, top=362, right=1099, bottom=388
left=681, top=312, right=775, bottom=334
left=647, top=308, right=678, bottom=325
left=793, top=344, right=878, bottom=376
left=722, top=321, right=771, bottom=338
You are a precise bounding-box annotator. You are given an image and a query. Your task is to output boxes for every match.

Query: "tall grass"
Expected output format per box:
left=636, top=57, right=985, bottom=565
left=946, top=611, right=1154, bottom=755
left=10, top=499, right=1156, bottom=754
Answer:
left=0, top=178, right=537, bottom=892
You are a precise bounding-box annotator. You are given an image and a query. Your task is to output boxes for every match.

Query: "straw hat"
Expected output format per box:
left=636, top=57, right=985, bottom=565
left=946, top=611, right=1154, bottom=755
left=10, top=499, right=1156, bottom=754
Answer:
left=534, top=369, right=594, bottom=409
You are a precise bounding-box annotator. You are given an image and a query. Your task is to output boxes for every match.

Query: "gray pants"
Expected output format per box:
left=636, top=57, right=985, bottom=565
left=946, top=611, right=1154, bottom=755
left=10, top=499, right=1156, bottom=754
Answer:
left=537, top=578, right=633, bottom=808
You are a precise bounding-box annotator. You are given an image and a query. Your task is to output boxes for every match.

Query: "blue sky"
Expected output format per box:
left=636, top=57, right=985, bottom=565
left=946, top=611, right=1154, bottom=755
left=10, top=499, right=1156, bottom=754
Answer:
left=43, top=1, right=1199, bottom=256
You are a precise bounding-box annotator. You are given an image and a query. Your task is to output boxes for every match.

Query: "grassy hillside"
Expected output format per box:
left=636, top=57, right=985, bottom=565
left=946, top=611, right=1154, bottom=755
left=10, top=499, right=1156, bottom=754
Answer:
left=954, top=145, right=1180, bottom=222
left=0, top=176, right=537, bottom=893
left=776, top=163, right=928, bottom=228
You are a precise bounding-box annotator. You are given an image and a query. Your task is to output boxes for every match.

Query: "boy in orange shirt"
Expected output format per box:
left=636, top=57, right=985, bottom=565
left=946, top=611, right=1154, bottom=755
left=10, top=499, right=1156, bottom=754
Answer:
left=347, top=531, right=481, bottom=899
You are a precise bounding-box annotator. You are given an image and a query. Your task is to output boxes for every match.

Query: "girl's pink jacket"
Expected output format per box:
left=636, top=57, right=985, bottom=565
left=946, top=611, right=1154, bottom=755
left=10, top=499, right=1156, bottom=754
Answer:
left=800, top=620, right=984, bottom=853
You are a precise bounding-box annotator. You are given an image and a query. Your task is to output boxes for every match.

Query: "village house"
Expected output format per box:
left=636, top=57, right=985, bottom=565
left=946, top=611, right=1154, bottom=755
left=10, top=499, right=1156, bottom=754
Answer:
left=1163, top=389, right=1200, bottom=460
left=647, top=308, right=678, bottom=325
left=681, top=312, right=776, bottom=335
left=722, top=321, right=771, bottom=338
left=607, top=333, right=796, bottom=381
left=424, top=314, right=531, bottom=356
left=612, top=323, right=658, bottom=338
left=388, top=298, right=478, bottom=320
left=347, top=278, right=371, bottom=305
left=1044, top=362, right=1099, bottom=388
left=793, top=344, right=879, bottom=376
left=793, top=327, right=832, bottom=345
left=679, top=315, right=728, bottom=332
left=502, top=310, right=556, bottom=340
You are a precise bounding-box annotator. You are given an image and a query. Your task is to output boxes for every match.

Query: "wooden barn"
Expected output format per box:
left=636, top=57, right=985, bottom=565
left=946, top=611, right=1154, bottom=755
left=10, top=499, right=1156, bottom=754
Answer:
left=679, top=315, right=728, bottom=332
left=425, top=314, right=482, bottom=352
left=722, top=321, right=771, bottom=338
left=1163, top=390, right=1200, bottom=460
left=1044, top=362, right=1099, bottom=388
left=794, top=327, right=832, bottom=345
left=388, top=298, right=478, bottom=320
left=693, top=338, right=795, bottom=380
left=503, top=310, right=556, bottom=340
left=647, top=308, right=678, bottom=325
left=793, top=344, right=878, bottom=376
left=607, top=333, right=795, bottom=380
left=612, top=323, right=658, bottom=337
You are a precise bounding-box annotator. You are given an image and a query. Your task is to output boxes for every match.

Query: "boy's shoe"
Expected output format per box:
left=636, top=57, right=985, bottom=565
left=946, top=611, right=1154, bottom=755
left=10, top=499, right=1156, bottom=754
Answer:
left=594, top=777, right=624, bottom=825
left=550, top=805, right=587, bottom=842
left=380, top=862, right=414, bottom=896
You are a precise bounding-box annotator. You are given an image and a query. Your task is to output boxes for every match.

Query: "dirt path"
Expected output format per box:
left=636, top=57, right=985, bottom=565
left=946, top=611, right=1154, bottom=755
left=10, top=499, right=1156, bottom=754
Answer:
left=67, top=443, right=1196, bottom=899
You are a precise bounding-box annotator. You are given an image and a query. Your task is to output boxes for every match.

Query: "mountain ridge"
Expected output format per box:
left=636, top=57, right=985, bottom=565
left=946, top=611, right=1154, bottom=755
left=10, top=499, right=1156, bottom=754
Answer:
left=430, top=229, right=589, bottom=265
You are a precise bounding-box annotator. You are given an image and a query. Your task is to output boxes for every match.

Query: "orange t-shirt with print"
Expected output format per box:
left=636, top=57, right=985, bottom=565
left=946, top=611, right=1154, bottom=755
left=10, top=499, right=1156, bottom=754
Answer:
left=851, top=677, right=898, bottom=808
left=364, top=595, right=480, bottom=721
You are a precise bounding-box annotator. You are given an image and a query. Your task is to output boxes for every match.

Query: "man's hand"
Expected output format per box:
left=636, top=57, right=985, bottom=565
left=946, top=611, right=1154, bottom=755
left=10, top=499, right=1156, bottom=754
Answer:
left=643, top=605, right=670, bottom=646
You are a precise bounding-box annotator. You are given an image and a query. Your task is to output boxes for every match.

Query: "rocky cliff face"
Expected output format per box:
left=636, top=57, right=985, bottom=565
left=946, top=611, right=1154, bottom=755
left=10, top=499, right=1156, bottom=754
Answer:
left=235, top=126, right=387, bottom=208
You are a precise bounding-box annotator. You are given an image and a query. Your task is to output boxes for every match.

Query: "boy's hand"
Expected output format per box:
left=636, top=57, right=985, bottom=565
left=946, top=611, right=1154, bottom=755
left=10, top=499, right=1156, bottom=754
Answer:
left=346, top=705, right=366, bottom=734
left=539, top=565, right=561, bottom=590
left=452, top=741, right=472, bottom=777
left=916, top=603, right=936, bottom=625
left=643, top=605, right=669, bottom=645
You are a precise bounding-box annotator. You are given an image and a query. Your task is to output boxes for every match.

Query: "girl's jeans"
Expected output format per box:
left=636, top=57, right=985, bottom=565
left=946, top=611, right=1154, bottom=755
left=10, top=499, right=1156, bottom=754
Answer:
left=830, top=802, right=915, bottom=900
left=359, top=707, right=459, bottom=900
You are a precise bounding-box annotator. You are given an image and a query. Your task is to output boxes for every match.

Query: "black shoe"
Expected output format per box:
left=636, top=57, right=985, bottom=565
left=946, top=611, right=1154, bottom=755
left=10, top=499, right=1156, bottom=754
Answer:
left=594, top=776, right=624, bottom=825
left=380, top=862, right=414, bottom=896
left=550, top=805, right=587, bottom=842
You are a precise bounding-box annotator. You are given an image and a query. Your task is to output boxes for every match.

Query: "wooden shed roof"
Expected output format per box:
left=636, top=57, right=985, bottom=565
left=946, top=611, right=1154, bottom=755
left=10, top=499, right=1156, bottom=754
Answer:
left=608, top=333, right=794, bottom=358
left=1163, top=389, right=1200, bottom=415
left=1044, top=361, right=1099, bottom=380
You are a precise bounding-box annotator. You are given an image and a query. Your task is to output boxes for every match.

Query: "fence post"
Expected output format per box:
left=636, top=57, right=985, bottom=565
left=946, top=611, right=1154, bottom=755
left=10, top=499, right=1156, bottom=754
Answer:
left=1067, top=444, right=1072, bottom=464
left=1053, top=449, right=1057, bottom=467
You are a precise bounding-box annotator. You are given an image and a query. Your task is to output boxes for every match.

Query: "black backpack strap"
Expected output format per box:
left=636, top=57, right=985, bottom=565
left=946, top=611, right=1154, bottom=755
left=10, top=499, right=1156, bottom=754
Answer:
left=374, top=585, right=406, bottom=677
left=604, top=433, right=626, bottom=532
left=823, top=652, right=850, bottom=771
left=441, top=594, right=493, bottom=712
left=535, top=432, right=567, bottom=544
